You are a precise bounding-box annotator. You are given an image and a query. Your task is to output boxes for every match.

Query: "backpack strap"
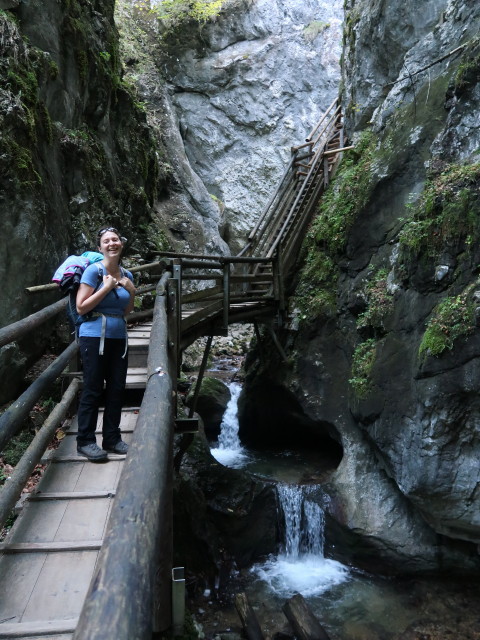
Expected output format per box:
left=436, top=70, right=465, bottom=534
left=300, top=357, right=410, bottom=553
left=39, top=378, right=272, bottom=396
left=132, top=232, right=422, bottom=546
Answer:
left=93, top=264, right=128, bottom=358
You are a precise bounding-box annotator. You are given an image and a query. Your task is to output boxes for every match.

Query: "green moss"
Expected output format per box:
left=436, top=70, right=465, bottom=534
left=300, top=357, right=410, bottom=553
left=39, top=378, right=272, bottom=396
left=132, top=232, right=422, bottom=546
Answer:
left=154, top=0, right=227, bottom=24
left=37, top=102, right=53, bottom=144
left=4, top=140, right=42, bottom=185
left=349, top=338, right=377, bottom=398
left=304, top=21, right=329, bottom=42
left=1, top=428, right=34, bottom=468
left=454, top=37, right=480, bottom=94
left=419, top=286, right=476, bottom=359
left=357, top=268, right=393, bottom=332
left=7, top=69, right=38, bottom=103
left=399, top=163, right=480, bottom=259
left=294, top=130, right=377, bottom=320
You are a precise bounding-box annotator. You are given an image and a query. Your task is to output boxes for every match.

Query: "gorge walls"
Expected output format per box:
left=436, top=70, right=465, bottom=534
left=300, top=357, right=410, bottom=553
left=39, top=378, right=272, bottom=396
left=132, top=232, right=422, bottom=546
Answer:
left=241, top=0, right=480, bottom=572
left=158, top=0, right=343, bottom=252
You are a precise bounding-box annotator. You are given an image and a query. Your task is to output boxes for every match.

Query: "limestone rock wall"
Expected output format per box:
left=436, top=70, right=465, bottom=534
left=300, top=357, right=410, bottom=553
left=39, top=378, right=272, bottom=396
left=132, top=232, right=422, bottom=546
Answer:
left=0, top=0, right=227, bottom=401
left=159, top=0, right=343, bottom=252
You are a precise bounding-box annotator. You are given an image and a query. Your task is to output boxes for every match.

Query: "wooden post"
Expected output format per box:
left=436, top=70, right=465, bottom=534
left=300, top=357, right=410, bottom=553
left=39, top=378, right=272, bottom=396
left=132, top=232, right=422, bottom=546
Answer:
left=324, top=155, right=329, bottom=188
left=223, top=262, right=230, bottom=331
left=235, top=593, right=265, bottom=640
left=188, top=335, right=213, bottom=420
left=282, top=594, right=331, bottom=640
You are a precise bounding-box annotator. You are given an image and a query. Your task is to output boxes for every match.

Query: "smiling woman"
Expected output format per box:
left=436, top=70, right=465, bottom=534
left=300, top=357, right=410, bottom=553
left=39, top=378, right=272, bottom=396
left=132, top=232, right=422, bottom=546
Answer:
left=75, top=226, right=136, bottom=462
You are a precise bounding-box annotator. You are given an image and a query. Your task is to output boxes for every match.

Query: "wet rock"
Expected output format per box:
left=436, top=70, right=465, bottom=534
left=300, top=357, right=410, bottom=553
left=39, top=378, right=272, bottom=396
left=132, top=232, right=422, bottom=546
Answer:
left=186, top=377, right=231, bottom=439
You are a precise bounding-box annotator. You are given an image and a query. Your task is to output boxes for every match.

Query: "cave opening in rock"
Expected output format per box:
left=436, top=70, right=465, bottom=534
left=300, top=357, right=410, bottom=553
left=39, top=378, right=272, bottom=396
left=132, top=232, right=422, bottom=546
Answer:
left=236, top=380, right=344, bottom=479
left=203, top=375, right=343, bottom=482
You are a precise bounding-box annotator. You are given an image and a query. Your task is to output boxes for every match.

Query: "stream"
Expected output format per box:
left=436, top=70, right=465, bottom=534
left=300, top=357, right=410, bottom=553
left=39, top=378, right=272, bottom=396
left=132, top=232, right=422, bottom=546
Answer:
left=203, top=378, right=480, bottom=640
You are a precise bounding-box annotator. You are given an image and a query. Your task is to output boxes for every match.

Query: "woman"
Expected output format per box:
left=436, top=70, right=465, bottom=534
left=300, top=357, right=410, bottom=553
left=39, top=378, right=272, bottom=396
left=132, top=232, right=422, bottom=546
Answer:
left=75, top=226, right=136, bottom=462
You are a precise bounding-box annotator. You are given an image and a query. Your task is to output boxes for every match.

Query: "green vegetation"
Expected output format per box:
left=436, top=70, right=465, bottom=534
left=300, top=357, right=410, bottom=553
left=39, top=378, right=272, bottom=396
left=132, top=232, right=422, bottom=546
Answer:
left=419, top=286, right=476, bottom=359
left=454, top=37, right=480, bottom=94
left=151, top=0, right=227, bottom=24
left=357, top=268, right=394, bottom=332
left=304, top=21, right=329, bottom=42
left=0, top=10, right=57, bottom=187
left=349, top=338, right=377, bottom=398
left=399, top=163, right=480, bottom=259
left=294, top=130, right=377, bottom=319
left=140, top=221, right=170, bottom=253
left=1, top=428, right=35, bottom=469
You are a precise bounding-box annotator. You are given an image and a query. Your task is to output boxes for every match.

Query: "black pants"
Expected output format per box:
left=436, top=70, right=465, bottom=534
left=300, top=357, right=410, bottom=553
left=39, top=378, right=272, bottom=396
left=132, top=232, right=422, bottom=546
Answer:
left=76, top=337, right=128, bottom=449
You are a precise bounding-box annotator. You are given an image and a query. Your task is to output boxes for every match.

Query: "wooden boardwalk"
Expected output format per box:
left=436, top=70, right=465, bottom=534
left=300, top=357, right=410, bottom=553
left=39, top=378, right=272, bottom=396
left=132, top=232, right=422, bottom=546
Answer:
left=0, top=410, right=137, bottom=638
left=0, top=324, right=151, bottom=639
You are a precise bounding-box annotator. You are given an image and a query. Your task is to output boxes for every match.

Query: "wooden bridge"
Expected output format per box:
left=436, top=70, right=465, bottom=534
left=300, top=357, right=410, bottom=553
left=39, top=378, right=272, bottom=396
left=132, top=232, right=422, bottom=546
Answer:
left=0, top=99, right=347, bottom=639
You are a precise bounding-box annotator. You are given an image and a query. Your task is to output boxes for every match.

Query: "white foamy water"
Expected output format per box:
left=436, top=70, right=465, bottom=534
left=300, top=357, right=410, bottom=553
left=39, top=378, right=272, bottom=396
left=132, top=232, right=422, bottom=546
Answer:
left=253, top=484, right=349, bottom=597
left=211, top=383, right=250, bottom=469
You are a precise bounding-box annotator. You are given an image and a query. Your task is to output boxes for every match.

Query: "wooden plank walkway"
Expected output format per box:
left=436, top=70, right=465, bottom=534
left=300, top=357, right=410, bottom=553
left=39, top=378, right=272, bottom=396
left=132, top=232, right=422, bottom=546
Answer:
left=0, top=323, right=151, bottom=639
left=0, top=409, right=138, bottom=638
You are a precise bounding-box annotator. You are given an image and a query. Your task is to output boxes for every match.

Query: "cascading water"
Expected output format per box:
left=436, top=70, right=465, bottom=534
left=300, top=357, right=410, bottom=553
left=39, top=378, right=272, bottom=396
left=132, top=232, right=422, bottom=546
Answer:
left=253, top=484, right=349, bottom=597
left=210, top=380, right=348, bottom=595
left=210, top=382, right=250, bottom=468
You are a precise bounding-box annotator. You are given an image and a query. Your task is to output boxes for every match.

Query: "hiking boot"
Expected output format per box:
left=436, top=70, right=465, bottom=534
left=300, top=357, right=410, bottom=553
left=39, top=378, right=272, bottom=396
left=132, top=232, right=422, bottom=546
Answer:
left=104, top=440, right=128, bottom=455
left=77, top=443, right=108, bottom=462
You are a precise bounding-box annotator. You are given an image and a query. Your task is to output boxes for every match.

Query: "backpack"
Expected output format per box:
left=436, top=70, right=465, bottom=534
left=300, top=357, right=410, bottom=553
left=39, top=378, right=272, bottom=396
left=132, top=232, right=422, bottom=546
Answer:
left=52, top=252, right=104, bottom=328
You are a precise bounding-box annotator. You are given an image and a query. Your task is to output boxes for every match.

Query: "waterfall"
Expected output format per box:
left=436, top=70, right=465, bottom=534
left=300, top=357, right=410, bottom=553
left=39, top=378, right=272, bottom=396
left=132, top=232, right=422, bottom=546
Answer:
left=211, top=382, right=249, bottom=468
left=278, top=484, right=325, bottom=558
left=253, top=484, right=349, bottom=597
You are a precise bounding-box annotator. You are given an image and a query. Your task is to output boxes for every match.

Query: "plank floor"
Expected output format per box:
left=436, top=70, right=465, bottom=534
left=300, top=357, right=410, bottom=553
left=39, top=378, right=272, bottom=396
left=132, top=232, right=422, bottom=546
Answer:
left=0, top=324, right=150, bottom=639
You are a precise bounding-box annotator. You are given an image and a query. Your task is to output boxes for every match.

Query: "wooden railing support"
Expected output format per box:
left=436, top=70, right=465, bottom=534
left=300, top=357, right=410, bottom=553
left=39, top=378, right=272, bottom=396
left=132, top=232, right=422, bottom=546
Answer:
left=0, top=298, right=68, bottom=348
left=0, top=378, right=81, bottom=531
left=0, top=340, right=79, bottom=453
left=223, top=263, right=230, bottom=330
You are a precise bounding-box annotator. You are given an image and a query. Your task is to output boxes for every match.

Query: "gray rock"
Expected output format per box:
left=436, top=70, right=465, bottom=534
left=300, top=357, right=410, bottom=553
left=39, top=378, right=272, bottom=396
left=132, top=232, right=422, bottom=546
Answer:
left=162, top=0, right=343, bottom=251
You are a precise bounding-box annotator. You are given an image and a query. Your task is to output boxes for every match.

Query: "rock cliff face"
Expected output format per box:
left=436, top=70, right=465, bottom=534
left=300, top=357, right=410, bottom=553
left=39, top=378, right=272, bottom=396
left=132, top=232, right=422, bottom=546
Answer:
left=0, top=0, right=227, bottom=401
left=159, top=0, right=343, bottom=251
left=241, top=0, right=480, bottom=572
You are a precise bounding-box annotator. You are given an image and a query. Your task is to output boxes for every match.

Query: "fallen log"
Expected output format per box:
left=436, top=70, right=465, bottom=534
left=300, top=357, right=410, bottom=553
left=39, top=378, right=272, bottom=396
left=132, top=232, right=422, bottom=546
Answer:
left=282, top=593, right=331, bottom=640
left=235, top=593, right=265, bottom=640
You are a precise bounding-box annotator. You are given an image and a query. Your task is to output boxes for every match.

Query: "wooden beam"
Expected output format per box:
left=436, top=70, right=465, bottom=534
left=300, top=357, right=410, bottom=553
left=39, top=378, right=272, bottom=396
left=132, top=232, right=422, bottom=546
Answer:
left=0, top=297, right=67, bottom=347
left=0, top=341, right=79, bottom=453
left=323, top=145, right=354, bottom=156
left=0, top=619, right=78, bottom=637
left=0, top=540, right=103, bottom=553
left=181, top=285, right=223, bottom=304
left=181, top=300, right=223, bottom=332
left=29, top=491, right=116, bottom=500
left=235, top=593, right=265, bottom=640
left=282, top=594, right=331, bottom=640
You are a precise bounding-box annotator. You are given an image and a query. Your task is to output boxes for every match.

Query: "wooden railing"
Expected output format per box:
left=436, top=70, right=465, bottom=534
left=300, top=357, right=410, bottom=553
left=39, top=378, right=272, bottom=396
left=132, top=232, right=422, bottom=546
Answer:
left=239, top=98, right=348, bottom=286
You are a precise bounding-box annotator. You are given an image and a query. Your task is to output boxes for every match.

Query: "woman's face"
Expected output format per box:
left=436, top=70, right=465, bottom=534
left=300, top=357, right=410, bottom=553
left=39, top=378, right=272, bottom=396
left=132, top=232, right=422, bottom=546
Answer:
left=98, top=230, right=123, bottom=258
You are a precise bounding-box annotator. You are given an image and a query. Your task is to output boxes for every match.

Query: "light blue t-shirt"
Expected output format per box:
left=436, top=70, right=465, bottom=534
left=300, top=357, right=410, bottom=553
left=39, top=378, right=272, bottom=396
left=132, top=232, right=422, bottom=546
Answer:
left=78, top=263, right=134, bottom=339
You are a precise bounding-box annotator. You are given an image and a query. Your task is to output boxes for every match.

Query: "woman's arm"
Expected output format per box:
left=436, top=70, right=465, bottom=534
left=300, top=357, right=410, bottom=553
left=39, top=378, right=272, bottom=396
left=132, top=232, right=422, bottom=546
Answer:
left=76, top=275, right=117, bottom=315
left=119, top=276, right=136, bottom=315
